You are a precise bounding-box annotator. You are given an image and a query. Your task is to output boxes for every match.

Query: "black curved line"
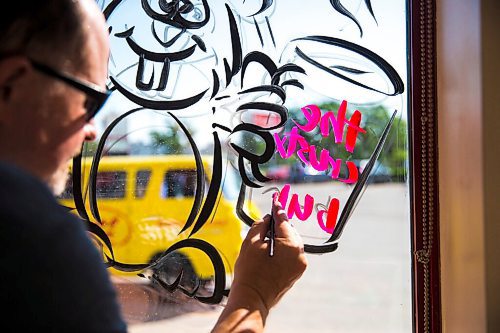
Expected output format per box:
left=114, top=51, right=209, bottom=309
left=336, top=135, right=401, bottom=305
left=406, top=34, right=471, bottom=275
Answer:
left=248, top=0, right=273, bottom=17
left=241, top=51, right=278, bottom=88
left=235, top=102, right=287, bottom=130
left=103, top=254, right=149, bottom=272
left=103, top=0, right=123, bottom=20
left=331, top=65, right=371, bottom=74
left=179, top=3, right=195, bottom=14
left=181, top=239, right=226, bottom=304
left=114, top=26, right=134, bottom=38
left=330, top=0, right=363, bottom=37
left=214, top=95, right=231, bottom=101
left=304, top=243, right=339, bottom=254
left=225, top=4, right=243, bottom=78
left=229, top=126, right=275, bottom=189
left=327, top=110, right=397, bottom=243
left=364, top=0, right=378, bottom=24
left=236, top=182, right=255, bottom=227
left=223, top=58, right=232, bottom=88
left=238, top=85, right=286, bottom=103
left=141, top=0, right=210, bottom=29
left=208, top=159, right=230, bottom=226
left=152, top=22, right=186, bottom=48
left=148, top=239, right=226, bottom=303
left=251, top=162, right=272, bottom=183
left=230, top=126, right=276, bottom=163
left=212, top=123, right=232, bottom=133
left=136, top=54, right=154, bottom=90
left=71, top=153, right=90, bottom=222
left=191, top=35, right=207, bottom=52
left=70, top=154, right=115, bottom=260
left=237, top=155, right=262, bottom=188
left=110, top=77, right=208, bottom=110
left=174, top=0, right=211, bottom=29
left=271, top=63, right=306, bottom=85
left=88, top=108, right=143, bottom=224
left=158, top=0, right=178, bottom=19
left=281, top=79, right=304, bottom=89
left=85, top=221, right=116, bottom=260
left=293, top=39, right=404, bottom=96
left=168, top=112, right=205, bottom=235
left=210, top=69, right=220, bottom=100
left=123, top=36, right=197, bottom=62
left=189, top=132, right=223, bottom=237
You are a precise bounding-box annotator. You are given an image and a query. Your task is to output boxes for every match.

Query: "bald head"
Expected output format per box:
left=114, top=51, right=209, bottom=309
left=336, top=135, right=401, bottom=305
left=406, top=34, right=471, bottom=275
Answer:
left=0, top=0, right=107, bottom=69
left=0, top=0, right=109, bottom=193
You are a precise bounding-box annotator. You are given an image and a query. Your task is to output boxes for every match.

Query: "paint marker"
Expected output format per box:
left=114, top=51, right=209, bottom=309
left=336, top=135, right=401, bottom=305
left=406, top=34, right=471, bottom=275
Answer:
left=269, top=201, right=276, bottom=257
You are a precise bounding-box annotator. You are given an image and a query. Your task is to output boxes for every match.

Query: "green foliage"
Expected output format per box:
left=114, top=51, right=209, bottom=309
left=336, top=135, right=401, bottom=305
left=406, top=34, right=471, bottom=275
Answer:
left=149, top=124, right=186, bottom=154
left=82, top=141, right=98, bottom=157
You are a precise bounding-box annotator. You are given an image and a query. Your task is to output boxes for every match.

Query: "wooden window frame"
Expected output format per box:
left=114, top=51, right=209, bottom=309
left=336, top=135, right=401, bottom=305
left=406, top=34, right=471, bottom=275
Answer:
left=409, top=0, right=441, bottom=332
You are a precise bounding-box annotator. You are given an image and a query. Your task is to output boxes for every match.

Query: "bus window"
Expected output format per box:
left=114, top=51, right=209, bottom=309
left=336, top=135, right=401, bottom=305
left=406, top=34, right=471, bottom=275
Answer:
left=161, top=170, right=197, bottom=198
left=135, top=170, right=151, bottom=198
left=96, top=171, right=126, bottom=198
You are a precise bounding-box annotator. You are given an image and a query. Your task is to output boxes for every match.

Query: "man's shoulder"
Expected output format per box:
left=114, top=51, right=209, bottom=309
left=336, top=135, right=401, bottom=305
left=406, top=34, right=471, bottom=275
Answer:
left=0, top=162, right=128, bottom=332
left=0, top=161, right=80, bottom=239
left=0, top=161, right=54, bottom=203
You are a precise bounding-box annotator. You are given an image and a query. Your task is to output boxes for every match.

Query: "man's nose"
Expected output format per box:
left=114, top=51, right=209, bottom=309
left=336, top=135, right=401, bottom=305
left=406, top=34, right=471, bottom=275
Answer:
left=83, top=120, right=97, bottom=141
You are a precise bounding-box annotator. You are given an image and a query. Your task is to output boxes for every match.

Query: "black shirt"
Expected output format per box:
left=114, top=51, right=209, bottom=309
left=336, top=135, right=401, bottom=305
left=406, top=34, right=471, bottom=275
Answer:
left=0, top=162, right=127, bottom=332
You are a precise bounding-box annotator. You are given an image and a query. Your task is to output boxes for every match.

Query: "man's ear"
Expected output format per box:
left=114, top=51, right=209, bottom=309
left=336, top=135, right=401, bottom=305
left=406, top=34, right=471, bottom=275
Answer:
left=0, top=57, right=29, bottom=102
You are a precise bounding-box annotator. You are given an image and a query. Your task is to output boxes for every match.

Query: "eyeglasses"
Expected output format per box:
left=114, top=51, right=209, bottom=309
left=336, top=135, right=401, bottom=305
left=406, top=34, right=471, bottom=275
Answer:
left=29, top=58, right=111, bottom=121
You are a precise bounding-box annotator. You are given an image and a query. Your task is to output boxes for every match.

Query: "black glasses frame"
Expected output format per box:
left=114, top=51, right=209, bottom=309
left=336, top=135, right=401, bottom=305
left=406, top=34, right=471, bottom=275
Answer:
left=29, top=59, right=111, bottom=121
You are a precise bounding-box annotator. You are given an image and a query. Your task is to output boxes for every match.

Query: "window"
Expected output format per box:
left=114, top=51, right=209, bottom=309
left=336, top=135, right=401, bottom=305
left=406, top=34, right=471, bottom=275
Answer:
left=96, top=171, right=126, bottom=199
left=84, top=0, right=441, bottom=331
left=161, top=170, right=197, bottom=198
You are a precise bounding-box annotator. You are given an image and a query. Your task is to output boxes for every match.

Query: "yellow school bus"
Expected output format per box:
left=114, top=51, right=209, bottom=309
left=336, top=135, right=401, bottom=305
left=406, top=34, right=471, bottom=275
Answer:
left=57, top=155, right=260, bottom=283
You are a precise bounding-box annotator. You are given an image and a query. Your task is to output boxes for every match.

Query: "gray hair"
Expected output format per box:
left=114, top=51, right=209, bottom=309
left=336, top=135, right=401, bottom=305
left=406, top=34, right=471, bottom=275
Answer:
left=0, top=0, right=88, bottom=68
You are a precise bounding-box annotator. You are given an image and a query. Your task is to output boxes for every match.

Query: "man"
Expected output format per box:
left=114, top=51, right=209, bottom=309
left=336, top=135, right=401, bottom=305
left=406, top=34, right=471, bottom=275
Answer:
left=0, top=1, right=307, bottom=332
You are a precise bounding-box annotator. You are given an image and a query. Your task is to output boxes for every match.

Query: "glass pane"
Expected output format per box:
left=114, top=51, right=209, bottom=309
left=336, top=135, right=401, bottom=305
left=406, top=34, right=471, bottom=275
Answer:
left=66, top=1, right=412, bottom=331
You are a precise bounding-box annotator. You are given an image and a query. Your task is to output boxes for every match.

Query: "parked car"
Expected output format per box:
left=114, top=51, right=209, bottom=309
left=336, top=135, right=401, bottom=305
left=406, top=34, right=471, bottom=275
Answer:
left=266, top=165, right=291, bottom=182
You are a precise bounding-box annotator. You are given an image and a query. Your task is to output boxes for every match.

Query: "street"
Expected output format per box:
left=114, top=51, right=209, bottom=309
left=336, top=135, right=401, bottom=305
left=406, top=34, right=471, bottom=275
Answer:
left=125, top=181, right=412, bottom=333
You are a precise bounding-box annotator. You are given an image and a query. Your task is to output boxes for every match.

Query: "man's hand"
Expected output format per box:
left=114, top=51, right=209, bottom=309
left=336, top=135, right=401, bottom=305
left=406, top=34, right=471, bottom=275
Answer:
left=212, top=199, right=307, bottom=332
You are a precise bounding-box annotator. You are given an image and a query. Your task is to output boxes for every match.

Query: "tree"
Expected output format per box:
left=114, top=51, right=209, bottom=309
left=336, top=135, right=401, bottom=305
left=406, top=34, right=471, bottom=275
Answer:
left=150, top=123, right=190, bottom=155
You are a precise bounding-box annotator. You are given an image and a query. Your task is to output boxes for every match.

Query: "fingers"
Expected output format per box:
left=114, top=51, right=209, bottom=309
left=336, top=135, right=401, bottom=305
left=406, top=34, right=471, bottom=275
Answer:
left=246, top=214, right=271, bottom=241
left=272, top=199, right=295, bottom=239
